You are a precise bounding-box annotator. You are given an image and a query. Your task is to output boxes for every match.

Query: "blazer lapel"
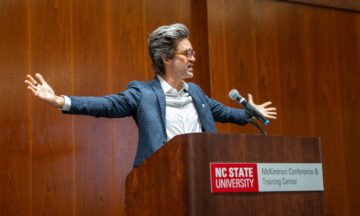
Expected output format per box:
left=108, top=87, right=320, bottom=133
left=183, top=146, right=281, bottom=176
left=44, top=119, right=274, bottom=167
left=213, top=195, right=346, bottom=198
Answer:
left=151, top=77, right=166, bottom=128
left=187, top=87, right=209, bottom=132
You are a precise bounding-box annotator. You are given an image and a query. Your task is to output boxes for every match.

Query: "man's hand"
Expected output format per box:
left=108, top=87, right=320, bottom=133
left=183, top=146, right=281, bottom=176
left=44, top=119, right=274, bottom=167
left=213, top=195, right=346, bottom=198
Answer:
left=25, top=73, right=65, bottom=108
left=248, top=94, right=277, bottom=120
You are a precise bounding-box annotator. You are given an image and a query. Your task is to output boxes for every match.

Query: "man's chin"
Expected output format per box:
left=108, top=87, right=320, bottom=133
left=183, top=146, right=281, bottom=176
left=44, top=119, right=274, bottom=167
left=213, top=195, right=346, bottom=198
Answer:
left=186, top=72, right=193, bottom=79
left=180, top=71, right=193, bottom=80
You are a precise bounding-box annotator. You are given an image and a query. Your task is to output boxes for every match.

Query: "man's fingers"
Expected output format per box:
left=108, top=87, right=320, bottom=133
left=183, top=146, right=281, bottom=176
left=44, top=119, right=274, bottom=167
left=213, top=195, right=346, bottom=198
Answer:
left=25, top=80, right=37, bottom=89
left=261, top=101, right=272, bottom=107
left=26, top=74, right=38, bottom=85
left=247, top=94, right=254, bottom=104
left=266, top=112, right=277, bottom=116
left=265, top=107, right=277, bottom=111
left=27, top=85, right=37, bottom=95
left=266, top=116, right=277, bottom=119
left=35, top=73, right=47, bottom=85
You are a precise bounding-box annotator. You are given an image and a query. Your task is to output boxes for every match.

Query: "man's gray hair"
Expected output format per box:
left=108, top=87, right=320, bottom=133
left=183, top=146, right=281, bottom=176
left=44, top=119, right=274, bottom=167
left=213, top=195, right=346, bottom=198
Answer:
left=148, top=23, right=189, bottom=76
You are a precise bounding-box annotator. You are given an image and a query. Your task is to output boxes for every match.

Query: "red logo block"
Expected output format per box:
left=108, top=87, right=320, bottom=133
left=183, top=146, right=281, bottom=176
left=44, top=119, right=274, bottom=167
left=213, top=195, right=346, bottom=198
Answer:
left=210, top=163, right=259, bottom=193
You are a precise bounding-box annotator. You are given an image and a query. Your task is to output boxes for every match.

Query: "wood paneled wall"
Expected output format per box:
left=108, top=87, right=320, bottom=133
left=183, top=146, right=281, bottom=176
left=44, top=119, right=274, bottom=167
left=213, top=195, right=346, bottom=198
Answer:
left=0, top=0, right=358, bottom=215
left=208, top=1, right=360, bottom=215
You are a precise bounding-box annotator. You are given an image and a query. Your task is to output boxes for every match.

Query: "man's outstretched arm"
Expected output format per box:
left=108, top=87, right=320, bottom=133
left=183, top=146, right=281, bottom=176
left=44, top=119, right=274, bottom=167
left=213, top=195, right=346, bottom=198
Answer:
left=25, top=73, right=140, bottom=118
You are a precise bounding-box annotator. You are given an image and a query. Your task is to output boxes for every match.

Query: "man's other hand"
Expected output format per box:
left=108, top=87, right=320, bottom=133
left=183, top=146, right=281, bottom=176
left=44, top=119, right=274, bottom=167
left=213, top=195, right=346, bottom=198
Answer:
left=248, top=94, right=277, bottom=120
left=25, top=73, right=65, bottom=108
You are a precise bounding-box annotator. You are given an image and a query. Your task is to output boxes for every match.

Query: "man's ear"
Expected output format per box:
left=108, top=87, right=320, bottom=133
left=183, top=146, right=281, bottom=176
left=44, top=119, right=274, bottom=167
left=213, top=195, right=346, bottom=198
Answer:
left=162, top=55, right=172, bottom=65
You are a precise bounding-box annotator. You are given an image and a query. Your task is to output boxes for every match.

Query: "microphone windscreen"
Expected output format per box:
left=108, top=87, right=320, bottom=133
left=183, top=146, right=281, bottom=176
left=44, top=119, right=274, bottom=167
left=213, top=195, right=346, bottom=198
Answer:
left=229, top=89, right=240, bottom=100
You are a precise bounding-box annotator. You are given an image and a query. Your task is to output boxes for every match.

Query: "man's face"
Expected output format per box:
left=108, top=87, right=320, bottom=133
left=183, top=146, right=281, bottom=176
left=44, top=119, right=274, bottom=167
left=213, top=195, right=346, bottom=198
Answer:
left=166, top=38, right=196, bottom=80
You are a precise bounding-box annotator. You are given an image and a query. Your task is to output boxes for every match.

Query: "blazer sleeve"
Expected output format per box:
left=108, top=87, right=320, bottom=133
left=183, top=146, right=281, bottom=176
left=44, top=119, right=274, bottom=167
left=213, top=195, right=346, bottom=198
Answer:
left=206, top=95, right=252, bottom=125
left=62, top=81, right=142, bottom=118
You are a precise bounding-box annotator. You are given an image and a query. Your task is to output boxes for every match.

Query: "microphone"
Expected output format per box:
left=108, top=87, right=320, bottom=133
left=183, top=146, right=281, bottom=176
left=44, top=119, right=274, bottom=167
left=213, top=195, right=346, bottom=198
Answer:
left=229, top=89, right=269, bottom=125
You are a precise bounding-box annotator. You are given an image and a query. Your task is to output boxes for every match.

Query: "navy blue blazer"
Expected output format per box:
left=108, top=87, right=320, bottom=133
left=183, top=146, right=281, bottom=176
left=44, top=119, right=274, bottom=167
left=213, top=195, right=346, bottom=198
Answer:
left=64, top=77, right=250, bottom=167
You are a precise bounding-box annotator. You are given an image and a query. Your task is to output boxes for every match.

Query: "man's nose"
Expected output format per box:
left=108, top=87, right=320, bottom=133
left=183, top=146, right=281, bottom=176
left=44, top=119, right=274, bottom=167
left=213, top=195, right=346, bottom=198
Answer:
left=189, top=55, right=196, bottom=62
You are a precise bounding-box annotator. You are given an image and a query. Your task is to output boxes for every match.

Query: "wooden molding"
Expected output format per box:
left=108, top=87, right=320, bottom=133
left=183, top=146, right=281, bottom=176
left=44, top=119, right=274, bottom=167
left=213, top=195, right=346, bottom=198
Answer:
left=281, top=0, right=360, bottom=12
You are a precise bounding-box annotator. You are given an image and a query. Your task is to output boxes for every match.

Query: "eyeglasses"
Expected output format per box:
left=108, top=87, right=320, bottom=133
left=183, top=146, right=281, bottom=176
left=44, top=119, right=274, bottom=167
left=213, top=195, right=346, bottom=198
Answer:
left=175, top=49, right=195, bottom=58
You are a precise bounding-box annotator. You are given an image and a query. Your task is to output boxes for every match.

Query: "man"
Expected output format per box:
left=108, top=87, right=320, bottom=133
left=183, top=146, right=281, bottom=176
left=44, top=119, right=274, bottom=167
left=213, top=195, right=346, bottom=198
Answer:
left=25, top=23, right=277, bottom=167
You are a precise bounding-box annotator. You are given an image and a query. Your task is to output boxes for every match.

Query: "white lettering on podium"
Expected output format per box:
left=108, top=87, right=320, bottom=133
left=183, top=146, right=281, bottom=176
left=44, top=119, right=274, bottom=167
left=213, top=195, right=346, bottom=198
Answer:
left=215, top=167, right=227, bottom=177
left=229, top=167, right=254, bottom=178
left=215, top=178, right=254, bottom=189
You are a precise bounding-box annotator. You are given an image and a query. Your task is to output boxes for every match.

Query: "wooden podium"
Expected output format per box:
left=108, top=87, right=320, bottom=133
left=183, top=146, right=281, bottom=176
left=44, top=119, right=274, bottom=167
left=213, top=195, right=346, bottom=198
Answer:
left=125, top=133, right=324, bottom=215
